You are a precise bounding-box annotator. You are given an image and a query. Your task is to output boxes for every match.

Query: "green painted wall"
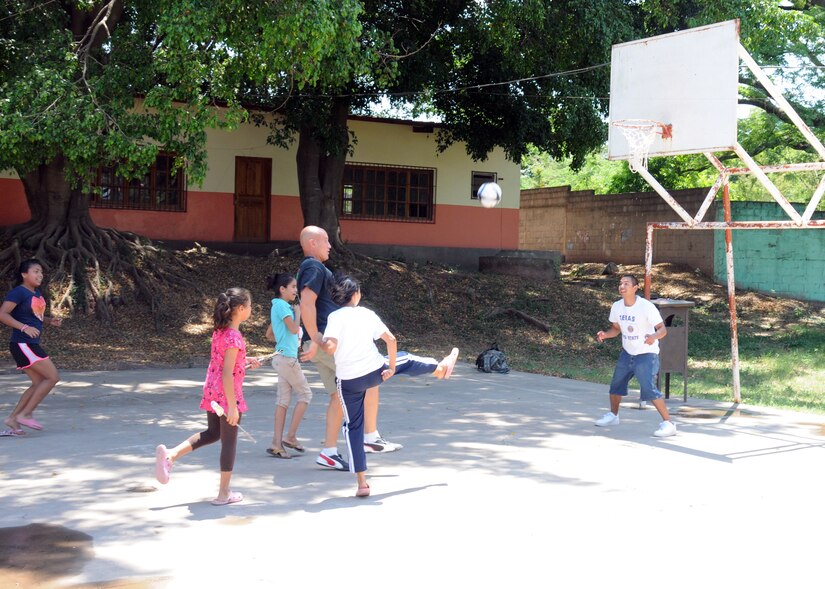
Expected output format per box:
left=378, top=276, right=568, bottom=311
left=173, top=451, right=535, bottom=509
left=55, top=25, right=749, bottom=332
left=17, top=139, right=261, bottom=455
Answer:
left=713, top=202, right=825, bottom=303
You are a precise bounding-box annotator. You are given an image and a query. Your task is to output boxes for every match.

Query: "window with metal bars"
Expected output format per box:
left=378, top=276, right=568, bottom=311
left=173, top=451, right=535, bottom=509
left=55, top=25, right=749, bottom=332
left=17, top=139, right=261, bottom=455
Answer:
left=471, top=171, right=497, bottom=200
left=89, top=153, right=186, bottom=212
left=341, top=163, right=435, bottom=222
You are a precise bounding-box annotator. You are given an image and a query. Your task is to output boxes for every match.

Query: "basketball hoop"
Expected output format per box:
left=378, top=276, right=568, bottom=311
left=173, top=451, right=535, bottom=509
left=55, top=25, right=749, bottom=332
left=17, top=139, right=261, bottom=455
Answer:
left=611, top=119, right=673, bottom=172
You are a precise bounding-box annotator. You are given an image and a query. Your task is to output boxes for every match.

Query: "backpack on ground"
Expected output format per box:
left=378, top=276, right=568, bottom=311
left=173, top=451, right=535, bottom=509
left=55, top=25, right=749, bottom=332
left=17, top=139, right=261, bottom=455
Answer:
left=475, top=343, right=510, bottom=374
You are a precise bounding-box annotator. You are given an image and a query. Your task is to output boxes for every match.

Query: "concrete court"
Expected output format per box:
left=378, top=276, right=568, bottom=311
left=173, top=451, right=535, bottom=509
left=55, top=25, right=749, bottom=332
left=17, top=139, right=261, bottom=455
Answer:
left=1, top=360, right=824, bottom=589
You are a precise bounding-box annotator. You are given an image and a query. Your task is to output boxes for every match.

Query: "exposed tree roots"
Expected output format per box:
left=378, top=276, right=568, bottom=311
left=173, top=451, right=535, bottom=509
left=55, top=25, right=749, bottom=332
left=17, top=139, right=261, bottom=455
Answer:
left=0, top=218, right=197, bottom=326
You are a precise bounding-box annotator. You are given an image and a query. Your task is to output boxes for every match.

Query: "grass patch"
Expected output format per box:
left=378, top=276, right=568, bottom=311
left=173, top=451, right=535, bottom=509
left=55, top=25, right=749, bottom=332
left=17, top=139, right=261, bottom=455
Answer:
left=558, top=311, right=825, bottom=413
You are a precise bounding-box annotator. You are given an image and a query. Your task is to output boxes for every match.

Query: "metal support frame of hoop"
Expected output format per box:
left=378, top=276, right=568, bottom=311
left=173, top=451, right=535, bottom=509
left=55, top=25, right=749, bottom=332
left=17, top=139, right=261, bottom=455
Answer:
left=610, top=45, right=825, bottom=404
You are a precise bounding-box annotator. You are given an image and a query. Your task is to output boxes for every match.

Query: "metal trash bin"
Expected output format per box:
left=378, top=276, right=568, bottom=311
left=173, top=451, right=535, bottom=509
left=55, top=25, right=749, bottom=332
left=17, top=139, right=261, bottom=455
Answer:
left=652, top=298, right=695, bottom=402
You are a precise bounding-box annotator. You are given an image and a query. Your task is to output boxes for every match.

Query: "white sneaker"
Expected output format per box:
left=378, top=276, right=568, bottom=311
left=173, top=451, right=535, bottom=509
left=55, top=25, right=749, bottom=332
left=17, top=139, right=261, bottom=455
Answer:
left=594, top=412, right=620, bottom=427
left=315, top=452, right=349, bottom=470
left=364, top=437, right=403, bottom=453
left=654, top=420, right=677, bottom=437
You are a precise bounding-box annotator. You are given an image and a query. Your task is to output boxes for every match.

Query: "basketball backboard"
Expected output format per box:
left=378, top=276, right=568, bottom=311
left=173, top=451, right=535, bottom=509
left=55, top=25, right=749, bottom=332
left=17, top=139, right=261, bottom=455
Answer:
left=608, top=20, right=740, bottom=161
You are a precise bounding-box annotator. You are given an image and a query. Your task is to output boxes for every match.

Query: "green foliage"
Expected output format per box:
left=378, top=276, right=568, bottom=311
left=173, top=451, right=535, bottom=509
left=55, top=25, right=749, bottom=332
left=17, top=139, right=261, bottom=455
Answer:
left=731, top=112, right=825, bottom=204
left=254, top=1, right=639, bottom=166
left=524, top=1, right=825, bottom=201
left=418, top=0, right=638, bottom=165
left=521, top=145, right=721, bottom=195
left=636, top=1, right=825, bottom=176
left=521, top=145, right=625, bottom=194
left=534, top=109, right=825, bottom=206
left=552, top=303, right=825, bottom=413
left=0, top=0, right=365, bottom=187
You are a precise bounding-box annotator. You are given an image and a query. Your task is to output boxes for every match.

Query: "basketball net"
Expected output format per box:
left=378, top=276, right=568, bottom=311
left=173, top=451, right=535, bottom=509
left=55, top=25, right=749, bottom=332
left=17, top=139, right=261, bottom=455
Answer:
left=612, top=119, right=672, bottom=173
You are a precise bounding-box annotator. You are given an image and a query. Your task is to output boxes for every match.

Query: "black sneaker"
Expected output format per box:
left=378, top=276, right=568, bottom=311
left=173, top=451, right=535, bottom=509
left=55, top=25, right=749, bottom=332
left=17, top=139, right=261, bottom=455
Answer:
left=315, top=452, right=349, bottom=470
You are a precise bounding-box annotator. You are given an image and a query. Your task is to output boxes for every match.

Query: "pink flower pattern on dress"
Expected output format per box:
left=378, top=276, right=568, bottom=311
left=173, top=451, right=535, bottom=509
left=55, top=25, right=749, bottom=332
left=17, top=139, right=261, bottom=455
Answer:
left=200, top=328, right=248, bottom=414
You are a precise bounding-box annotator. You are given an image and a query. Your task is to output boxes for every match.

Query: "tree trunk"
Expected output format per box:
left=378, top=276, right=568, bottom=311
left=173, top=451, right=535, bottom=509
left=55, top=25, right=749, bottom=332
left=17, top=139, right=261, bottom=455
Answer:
left=295, top=97, right=351, bottom=250
left=19, top=155, right=90, bottom=245
left=1, top=155, right=193, bottom=323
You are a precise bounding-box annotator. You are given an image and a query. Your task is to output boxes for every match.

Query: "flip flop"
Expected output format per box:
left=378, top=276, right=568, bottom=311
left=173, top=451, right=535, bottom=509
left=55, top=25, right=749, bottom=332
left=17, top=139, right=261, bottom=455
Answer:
left=17, top=417, right=43, bottom=431
left=211, top=491, right=243, bottom=506
left=444, top=347, right=459, bottom=379
left=266, top=447, right=292, bottom=459
left=356, top=484, right=371, bottom=498
left=282, top=441, right=305, bottom=453
left=0, top=428, right=26, bottom=437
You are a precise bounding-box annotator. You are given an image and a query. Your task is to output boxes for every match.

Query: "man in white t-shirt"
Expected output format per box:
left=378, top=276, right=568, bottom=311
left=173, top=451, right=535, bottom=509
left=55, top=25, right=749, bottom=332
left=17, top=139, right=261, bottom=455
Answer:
left=594, top=274, right=677, bottom=437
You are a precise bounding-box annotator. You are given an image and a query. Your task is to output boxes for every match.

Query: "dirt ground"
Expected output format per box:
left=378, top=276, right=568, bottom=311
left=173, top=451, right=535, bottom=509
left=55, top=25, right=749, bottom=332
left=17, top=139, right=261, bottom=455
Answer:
left=2, top=245, right=822, bottom=374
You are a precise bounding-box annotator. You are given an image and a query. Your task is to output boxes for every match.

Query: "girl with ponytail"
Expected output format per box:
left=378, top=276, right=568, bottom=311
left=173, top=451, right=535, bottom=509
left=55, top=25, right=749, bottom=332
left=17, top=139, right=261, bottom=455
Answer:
left=153, top=288, right=262, bottom=506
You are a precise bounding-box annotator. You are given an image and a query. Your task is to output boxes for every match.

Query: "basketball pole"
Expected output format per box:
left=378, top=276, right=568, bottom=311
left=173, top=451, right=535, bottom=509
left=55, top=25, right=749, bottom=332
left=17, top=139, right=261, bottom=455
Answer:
left=611, top=21, right=825, bottom=405
left=722, top=182, right=742, bottom=403
left=643, top=224, right=654, bottom=299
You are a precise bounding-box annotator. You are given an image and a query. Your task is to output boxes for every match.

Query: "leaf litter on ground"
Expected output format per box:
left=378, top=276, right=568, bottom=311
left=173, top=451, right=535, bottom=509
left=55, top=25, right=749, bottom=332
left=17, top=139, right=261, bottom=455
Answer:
left=5, top=247, right=823, bottom=381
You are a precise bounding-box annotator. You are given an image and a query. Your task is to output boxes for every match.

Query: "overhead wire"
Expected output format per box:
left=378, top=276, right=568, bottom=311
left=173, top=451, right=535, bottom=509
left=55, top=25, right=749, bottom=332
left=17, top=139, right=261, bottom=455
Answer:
left=0, top=0, right=59, bottom=23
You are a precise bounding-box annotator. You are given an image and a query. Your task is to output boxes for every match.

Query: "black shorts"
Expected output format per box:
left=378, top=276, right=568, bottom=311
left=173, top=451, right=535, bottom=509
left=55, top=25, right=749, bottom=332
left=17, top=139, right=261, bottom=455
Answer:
left=9, top=342, right=49, bottom=369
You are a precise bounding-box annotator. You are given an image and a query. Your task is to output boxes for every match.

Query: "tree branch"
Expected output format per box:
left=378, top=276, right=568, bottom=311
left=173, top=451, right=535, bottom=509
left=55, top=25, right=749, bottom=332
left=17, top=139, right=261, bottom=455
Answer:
left=488, top=307, right=551, bottom=333
left=739, top=98, right=793, bottom=124
left=378, top=23, right=442, bottom=60
left=806, top=47, right=824, bottom=68
left=76, top=1, right=124, bottom=87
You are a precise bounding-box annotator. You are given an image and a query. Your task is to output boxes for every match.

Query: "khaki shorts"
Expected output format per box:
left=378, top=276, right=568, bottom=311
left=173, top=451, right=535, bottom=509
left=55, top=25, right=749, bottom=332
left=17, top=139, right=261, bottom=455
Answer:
left=302, top=340, right=337, bottom=396
left=272, top=355, right=313, bottom=407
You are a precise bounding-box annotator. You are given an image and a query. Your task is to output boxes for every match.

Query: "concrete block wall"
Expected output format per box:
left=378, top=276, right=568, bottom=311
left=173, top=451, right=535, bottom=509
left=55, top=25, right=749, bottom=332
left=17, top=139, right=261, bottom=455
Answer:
left=518, top=186, right=571, bottom=254
left=713, top=202, right=825, bottom=303
left=520, top=186, right=716, bottom=274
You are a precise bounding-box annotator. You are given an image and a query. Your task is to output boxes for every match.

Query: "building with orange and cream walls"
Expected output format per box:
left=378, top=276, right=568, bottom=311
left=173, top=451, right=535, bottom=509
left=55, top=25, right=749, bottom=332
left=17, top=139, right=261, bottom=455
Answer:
left=1, top=115, right=520, bottom=265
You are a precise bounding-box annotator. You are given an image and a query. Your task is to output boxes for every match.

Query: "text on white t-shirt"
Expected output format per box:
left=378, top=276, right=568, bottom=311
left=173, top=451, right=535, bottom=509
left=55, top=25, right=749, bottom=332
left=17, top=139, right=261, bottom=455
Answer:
left=608, top=296, right=664, bottom=356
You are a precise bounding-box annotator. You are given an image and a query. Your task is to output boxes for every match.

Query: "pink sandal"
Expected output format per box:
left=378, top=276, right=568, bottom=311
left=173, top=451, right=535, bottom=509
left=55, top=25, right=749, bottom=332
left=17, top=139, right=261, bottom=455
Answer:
left=154, top=445, right=172, bottom=484
left=211, top=491, right=243, bottom=506
left=17, top=417, right=43, bottom=431
left=356, top=484, right=371, bottom=498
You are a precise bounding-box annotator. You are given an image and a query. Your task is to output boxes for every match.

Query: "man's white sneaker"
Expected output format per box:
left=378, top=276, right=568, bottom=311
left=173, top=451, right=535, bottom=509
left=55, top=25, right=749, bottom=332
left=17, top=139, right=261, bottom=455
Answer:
left=653, top=420, right=677, bottom=437
left=316, top=452, right=349, bottom=470
left=364, top=437, right=403, bottom=453
left=594, top=412, right=620, bottom=427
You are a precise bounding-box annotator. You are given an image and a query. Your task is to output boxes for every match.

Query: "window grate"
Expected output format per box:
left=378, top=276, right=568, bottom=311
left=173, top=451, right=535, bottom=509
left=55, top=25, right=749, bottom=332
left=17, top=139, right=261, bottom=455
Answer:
left=341, top=162, right=436, bottom=223
left=89, top=153, right=187, bottom=212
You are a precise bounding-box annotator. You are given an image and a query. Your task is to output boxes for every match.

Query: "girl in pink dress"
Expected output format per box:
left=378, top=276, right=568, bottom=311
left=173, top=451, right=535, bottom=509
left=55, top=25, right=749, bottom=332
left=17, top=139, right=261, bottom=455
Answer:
left=153, top=288, right=261, bottom=505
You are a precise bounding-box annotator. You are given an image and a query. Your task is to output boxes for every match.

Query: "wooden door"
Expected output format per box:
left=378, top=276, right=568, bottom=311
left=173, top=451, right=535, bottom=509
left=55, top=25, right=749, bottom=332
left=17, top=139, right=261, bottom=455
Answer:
left=234, top=157, right=271, bottom=242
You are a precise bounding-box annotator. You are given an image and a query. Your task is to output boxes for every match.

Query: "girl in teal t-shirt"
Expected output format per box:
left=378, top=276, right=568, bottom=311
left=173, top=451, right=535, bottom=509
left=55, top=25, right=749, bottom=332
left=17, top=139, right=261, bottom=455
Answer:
left=265, top=273, right=312, bottom=458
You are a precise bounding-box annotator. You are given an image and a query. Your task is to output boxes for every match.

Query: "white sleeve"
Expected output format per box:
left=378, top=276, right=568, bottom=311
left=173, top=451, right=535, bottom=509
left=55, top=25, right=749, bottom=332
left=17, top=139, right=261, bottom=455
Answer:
left=608, top=301, right=620, bottom=324
left=324, top=311, right=341, bottom=341
left=647, top=302, right=664, bottom=327
left=369, top=310, right=389, bottom=340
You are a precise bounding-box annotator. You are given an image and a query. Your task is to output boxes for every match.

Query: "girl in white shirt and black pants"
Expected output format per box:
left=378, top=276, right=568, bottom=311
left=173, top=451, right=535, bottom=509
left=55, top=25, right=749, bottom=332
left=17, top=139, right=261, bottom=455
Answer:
left=314, top=275, right=458, bottom=498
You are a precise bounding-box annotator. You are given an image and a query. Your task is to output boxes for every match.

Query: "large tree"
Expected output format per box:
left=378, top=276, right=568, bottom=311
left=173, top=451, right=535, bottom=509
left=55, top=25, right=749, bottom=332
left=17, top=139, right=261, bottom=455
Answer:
left=0, top=0, right=364, bottom=316
left=252, top=0, right=638, bottom=249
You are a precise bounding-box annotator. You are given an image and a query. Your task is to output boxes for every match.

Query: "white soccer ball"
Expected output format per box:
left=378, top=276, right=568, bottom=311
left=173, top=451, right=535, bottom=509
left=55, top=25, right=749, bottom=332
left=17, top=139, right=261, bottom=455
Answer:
left=477, top=182, right=502, bottom=208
